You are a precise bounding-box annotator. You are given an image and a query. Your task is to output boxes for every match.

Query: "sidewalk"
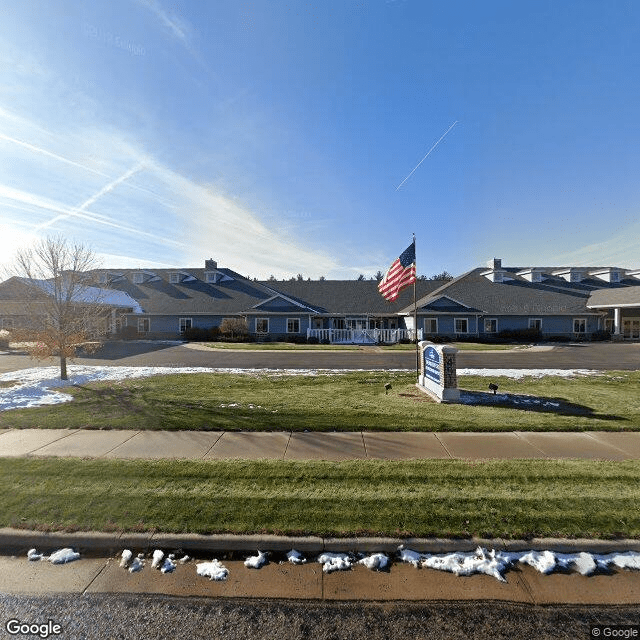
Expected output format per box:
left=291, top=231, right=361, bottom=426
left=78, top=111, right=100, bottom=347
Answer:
left=1, top=427, right=640, bottom=460
left=2, top=529, right=640, bottom=605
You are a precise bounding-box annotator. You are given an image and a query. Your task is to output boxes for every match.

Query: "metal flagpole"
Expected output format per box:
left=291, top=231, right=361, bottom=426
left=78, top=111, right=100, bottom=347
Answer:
left=413, top=233, right=419, bottom=381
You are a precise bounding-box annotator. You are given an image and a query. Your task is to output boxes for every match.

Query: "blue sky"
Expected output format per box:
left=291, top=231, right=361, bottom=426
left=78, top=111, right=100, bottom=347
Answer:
left=1, top=0, right=639, bottom=279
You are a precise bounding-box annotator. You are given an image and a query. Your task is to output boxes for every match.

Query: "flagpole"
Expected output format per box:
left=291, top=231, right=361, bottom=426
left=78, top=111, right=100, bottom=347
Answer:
left=413, top=233, right=419, bottom=381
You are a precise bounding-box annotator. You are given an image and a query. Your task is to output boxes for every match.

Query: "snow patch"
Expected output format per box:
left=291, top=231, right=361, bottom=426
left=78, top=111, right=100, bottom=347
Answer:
left=358, top=553, right=390, bottom=571
left=286, top=550, right=306, bottom=565
left=317, top=552, right=353, bottom=573
left=196, top=559, right=229, bottom=581
left=244, top=551, right=268, bottom=569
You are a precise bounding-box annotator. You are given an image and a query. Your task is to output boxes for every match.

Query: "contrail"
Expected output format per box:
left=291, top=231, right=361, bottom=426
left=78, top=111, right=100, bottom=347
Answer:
left=395, top=121, right=458, bottom=191
left=36, top=163, right=145, bottom=230
left=0, top=132, right=111, bottom=179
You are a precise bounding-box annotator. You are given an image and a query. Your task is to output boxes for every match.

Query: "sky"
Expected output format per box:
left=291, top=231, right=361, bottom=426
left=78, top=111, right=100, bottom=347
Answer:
left=1, top=0, right=639, bottom=280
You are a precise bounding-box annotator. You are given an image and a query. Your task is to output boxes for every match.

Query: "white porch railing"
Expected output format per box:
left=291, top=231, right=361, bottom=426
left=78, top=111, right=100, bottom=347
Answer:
left=307, top=328, right=423, bottom=344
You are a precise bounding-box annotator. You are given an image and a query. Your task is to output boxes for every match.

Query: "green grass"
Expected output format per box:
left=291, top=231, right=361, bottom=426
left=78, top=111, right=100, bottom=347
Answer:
left=196, top=341, right=524, bottom=351
left=2, top=370, right=639, bottom=431
left=2, top=457, right=638, bottom=538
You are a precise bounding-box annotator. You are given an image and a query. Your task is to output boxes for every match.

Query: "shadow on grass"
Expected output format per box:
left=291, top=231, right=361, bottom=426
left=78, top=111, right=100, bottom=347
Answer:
left=459, top=390, right=625, bottom=421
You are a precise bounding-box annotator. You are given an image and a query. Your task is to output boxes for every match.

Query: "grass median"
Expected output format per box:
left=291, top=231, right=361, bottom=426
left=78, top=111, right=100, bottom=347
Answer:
left=1, top=370, right=639, bottom=431
left=2, top=457, right=639, bottom=538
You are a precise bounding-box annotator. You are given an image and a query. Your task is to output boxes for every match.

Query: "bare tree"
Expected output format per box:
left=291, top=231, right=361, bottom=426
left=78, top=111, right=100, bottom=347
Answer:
left=219, top=317, right=248, bottom=339
left=12, top=236, right=108, bottom=380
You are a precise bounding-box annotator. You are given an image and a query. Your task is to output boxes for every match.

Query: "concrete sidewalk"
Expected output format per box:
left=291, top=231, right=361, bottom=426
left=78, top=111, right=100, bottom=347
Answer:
left=1, top=529, right=640, bottom=605
left=1, top=428, right=640, bottom=460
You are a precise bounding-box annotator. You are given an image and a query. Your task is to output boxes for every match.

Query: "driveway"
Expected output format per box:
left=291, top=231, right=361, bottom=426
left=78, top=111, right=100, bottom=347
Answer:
left=0, top=341, right=638, bottom=375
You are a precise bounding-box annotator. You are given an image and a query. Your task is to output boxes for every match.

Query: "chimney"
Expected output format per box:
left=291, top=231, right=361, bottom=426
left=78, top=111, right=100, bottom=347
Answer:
left=488, top=258, right=502, bottom=270
left=205, top=259, right=217, bottom=271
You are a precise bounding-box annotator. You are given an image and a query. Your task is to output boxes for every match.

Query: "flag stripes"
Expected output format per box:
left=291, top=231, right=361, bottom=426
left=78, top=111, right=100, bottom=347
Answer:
left=378, top=242, right=417, bottom=301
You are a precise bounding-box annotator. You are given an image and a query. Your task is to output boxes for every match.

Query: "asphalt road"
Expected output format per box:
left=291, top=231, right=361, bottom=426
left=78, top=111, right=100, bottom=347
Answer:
left=1, top=341, right=639, bottom=374
left=0, top=594, right=637, bottom=640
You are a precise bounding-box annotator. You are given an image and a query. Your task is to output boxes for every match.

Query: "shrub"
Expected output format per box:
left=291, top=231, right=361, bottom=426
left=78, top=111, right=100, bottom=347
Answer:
left=119, top=325, right=139, bottom=340
left=590, top=330, right=611, bottom=342
left=496, top=327, right=542, bottom=342
left=307, top=336, right=319, bottom=344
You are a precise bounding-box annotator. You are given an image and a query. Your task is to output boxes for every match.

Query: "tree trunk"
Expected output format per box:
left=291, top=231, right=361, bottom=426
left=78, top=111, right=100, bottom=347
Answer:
left=60, top=356, right=68, bottom=380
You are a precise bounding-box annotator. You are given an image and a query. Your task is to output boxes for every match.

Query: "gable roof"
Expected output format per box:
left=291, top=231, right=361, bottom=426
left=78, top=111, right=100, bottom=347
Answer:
left=256, top=279, right=446, bottom=315
left=588, top=286, right=640, bottom=308
left=401, top=268, right=609, bottom=316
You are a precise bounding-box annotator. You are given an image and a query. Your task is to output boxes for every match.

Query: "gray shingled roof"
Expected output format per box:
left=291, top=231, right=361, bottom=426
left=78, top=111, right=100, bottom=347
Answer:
left=588, top=287, right=640, bottom=308
left=94, top=268, right=275, bottom=315
left=256, top=279, right=446, bottom=315
left=400, top=268, right=617, bottom=316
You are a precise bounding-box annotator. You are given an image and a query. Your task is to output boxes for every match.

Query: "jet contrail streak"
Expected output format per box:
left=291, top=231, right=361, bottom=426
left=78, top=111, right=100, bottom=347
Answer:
left=395, top=121, right=458, bottom=191
left=36, top=163, right=145, bottom=231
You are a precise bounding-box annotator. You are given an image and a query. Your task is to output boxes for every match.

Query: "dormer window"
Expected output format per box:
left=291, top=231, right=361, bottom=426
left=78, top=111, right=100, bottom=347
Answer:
left=611, top=271, right=620, bottom=283
left=169, top=273, right=181, bottom=284
left=97, top=274, right=108, bottom=284
left=570, top=271, right=583, bottom=282
left=132, top=273, right=144, bottom=284
left=205, top=272, right=217, bottom=283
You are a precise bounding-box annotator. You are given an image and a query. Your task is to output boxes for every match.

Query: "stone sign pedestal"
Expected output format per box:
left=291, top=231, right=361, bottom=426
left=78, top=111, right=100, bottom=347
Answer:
left=416, top=341, right=459, bottom=403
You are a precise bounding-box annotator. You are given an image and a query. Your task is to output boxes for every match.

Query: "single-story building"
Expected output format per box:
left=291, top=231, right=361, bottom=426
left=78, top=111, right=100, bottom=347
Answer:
left=2, top=258, right=639, bottom=343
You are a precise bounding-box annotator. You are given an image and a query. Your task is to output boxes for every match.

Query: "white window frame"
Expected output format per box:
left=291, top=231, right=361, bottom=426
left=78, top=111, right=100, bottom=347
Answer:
left=529, top=318, right=542, bottom=331
left=573, top=318, right=587, bottom=333
left=205, top=272, right=217, bottom=283
left=424, top=318, right=438, bottom=334
left=137, top=318, right=150, bottom=333
left=132, top=273, right=144, bottom=284
left=256, top=318, right=269, bottom=334
left=484, top=318, right=498, bottom=333
left=170, top=273, right=181, bottom=284
left=179, top=317, right=192, bottom=333
left=455, top=318, right=468, bottom=334
left=287, top=318, right=300, bottom=333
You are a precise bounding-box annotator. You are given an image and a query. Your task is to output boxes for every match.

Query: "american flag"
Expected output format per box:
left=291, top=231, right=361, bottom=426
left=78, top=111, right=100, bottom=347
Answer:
left=378, top=241, right=416, bottom=301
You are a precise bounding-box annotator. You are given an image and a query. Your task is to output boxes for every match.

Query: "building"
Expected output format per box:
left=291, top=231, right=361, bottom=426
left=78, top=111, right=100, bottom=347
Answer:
left=2, top=258, right=639, bottom=343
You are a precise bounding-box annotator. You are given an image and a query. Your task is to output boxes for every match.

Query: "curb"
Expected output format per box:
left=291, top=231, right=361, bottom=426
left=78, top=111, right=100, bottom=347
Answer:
left=2, top=528, right=639, bottom=556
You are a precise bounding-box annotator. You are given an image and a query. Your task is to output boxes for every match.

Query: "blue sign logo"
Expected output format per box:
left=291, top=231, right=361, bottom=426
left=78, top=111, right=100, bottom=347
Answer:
left=423, top=346, right=441, bottom=384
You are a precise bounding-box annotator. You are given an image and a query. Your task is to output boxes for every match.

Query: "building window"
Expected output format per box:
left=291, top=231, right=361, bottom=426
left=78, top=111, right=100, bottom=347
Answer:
left=529, top=318, right=542, bottom=331
left=179, top=318, right=192, bottom=333
left=484, top=318, right=498, bottom=333
left=97, top=273, right=108, bottom=284
left=455, top=318, right=468, bottom=334
left=604, top=318, right=614, bottom=333
left=424, top=318, right=438, bottom=334
left=611, top=271, right=620, bottom=283
left=170, top=273, right=181, bottom=284
left=333, top=318, right=345, bottom=330
left=570, top=271, right=582, bottom=282
left=205, top=272, right=216, bottom=283
left=573, top=318, right=587, bottom=333
left=287, top=318, right=300, bottom=333
left=256, top=318, right=269, bottom=333
left=132, top=273, right=144, bottom=284
left=1, top=318, right=14, bottom=330
left=137, top=318, right=150, bottom=333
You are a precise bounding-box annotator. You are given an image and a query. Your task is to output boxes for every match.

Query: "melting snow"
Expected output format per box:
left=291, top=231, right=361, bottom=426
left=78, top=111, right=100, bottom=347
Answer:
left=244, top=551, right=268, bottom=569
left=286, top=549, right=306, bottom=565
left=28, top=548, right=80, bottom=564
left=119, top=549, right=133, bottom=568
left=196, top=559, right=229, bottom=581
left=151, top=549, right=164, bottom=569
left=358, top=553, right=390, bottom=571
left=317, top=552, right=353, bottom=573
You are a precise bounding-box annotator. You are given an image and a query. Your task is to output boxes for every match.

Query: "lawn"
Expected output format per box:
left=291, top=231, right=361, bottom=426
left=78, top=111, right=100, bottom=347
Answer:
left=3, top=457, right=638, bottom=538
left=1, top=370, right=639, bottom=431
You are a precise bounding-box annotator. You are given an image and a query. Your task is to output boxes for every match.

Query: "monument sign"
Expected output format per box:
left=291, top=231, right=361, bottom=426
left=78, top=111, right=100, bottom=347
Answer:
left=417, top=341, right=459, bottom=403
